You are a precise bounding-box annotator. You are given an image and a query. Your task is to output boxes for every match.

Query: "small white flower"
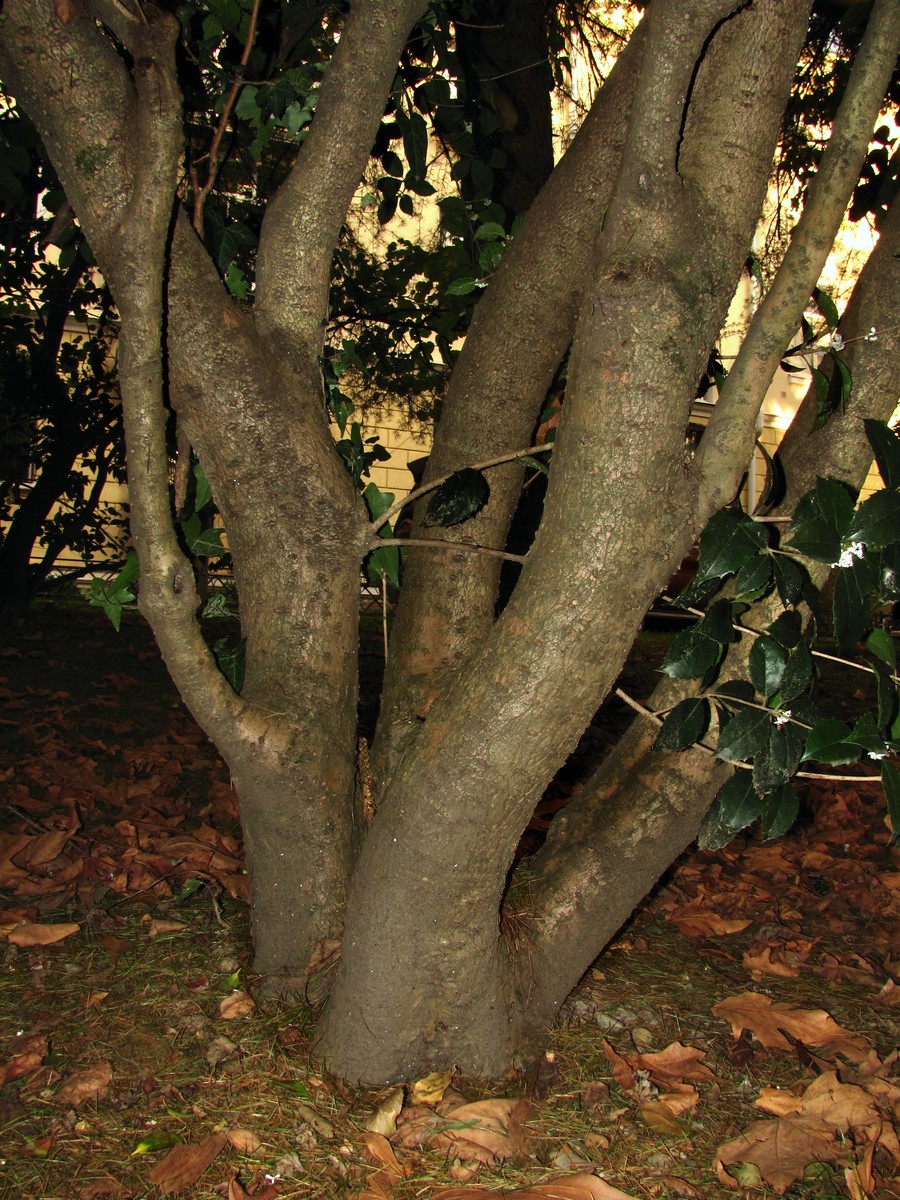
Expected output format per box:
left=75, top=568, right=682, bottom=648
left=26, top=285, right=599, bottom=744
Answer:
left=774, top=710, right=792, bottom=727
left=868, top=749, right=888, bottom=761
left=830, top=331, right=845, bottom=352
left=865, top=326, right=878, bottom=342
left=833, top=540, right=865, bottom=569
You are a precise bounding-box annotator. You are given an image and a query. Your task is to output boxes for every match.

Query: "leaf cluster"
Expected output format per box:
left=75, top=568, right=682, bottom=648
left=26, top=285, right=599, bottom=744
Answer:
left=655, top=420, right=900, bottom=851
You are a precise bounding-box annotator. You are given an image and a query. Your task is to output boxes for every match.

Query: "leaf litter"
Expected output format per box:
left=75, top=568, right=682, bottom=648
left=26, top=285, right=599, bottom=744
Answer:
left=0, top=604, right=897, bottom=1198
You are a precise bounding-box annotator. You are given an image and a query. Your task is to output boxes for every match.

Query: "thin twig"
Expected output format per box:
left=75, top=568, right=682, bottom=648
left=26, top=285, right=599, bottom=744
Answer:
left=370, top=442, right=552, bottom=532
left=614, top=687, right=881, bottom=783
left=366, top=535, right=526, bottom=563
left=191, top=0, right=263, bottom=235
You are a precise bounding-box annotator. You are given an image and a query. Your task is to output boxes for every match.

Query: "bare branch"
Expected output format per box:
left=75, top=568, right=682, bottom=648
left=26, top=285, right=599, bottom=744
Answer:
left=695, top=0, right=900, bottom=515
left=254, top=0, right=427, bottom=362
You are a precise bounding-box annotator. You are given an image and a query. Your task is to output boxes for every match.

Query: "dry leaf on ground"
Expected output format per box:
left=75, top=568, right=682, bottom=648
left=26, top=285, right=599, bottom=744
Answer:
left=219, top=989, right=255, bottom=1019
left=712, top=992, right=872, bottom=1060
left=0, top=1033, right=47, bottom=1086
left=55, top=1061, right=112, bottom=1107
left=7, top=919, right=80, bottom=945
left=427, top=1098, right=532, bottom=1165
left=715, top=1113, right=844, bottom=1193
left=147, top=1132, right=228, bottom=1194
left=226, top=1127, right=263, bottom=1153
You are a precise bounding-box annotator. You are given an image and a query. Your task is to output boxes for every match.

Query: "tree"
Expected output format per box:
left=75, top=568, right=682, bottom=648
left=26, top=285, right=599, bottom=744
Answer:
left=0, top=0, right=898, bottom=1084
left=0, top=102, right=125, bottom=614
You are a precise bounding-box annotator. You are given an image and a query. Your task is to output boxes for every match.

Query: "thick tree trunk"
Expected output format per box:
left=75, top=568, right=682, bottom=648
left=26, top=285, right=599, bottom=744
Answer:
left=317, top=0, right=814, bottom=1083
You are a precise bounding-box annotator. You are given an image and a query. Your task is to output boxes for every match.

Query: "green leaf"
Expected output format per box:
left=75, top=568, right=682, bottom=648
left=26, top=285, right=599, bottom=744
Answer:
left=190, top=527, right=227, bottom=558
left=363, top=483, right=395, bottom=532
left=753, top=722, right=803, bottom=794
left=802, top=718, right=857, bottom=765
left=521, top=454, right=551, bottom=475
left=848, top=490, right=900, bottom=549
left=876, top=669, right=897, bottom=734
left=474, top=221, right=506, bottom=241
left=779, top=641, right=814, bottom=704
left=786, top=517, right=842, bottom=564
left=714, top=679, right=756, bottom=705
left=749, top=635, right=787, bottom=699
left=833, top=553, right=877, bottom=653
left=699, top=774, right=764, bottom=850
left=773, top=555, right=805, bottom=606
left=213, top=637, right=245, bottom=693
left=814, top=477, right=855, bottom=538
left=401, top=110, right=428, bottom=180
left=812, top=285, right=840, bottom=331
left=734, top=553, right=772, bottom=600
left=761, top=784, right=799, bottom=840
left=879, top=544, right=900, bottom=600
left=716, top=708, right=771, bottom=762
left=132, top=1130, right=180, bottom=1156
left=765, top=610, right=801, bottom=648
left=690, top=508, right=769, bottom=588
left=659, top=623, right=721, bottom=680
left=867, top=626, right=896, bottom=670
left=881, top=760, right=900, bottom=842
left=864, top=419, right=900, bottom=490
left=444, top=275, right=478, bottom=297
left=849, top=713, right=886, bottom=758
left=424, top=468, right=489, bottom=527
left=366, top=543, right=400, bottom=589
left=654, top=698, right=710, bottom=752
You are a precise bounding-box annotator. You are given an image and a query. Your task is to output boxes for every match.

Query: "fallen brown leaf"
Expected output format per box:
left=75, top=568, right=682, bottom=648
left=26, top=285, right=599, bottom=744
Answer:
left=220, top=989, right=255, bottom=1019
left=7, top=919, right=80, bottom=946
left=226, top=1127, right=263, bottom=1153
left=712, top=992, right=872, bottom=1060
left=147, top=1132, right=228, bottom=1195
left=428, top=1098, right=532, bottom=1165
left=55, top=1061, right=113, bottom=1107
left=715, top=1113, right=843, bottom=1193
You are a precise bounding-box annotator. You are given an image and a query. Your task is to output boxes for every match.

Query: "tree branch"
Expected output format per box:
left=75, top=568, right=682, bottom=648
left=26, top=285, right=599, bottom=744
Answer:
left=695, top=0, right=900, bottom=515
left=254, top=0, right=427, bottom=362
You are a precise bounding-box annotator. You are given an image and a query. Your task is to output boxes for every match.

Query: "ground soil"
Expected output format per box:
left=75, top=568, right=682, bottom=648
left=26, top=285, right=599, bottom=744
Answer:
left=0, top=601, right=897, bottom=1200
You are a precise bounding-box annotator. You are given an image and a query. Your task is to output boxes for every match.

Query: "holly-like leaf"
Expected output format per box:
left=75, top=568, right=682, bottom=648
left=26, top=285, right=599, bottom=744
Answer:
left=848, top=489, right=900, bottom=549
left=833, top=553, right=877, bottom=652
left=213, top=637, right=245, bottom=693
left=659, top=605, right=734, bottom=680
left=424, top=468, right=489, bottom=526
left=765, top=610, right=801, bottom=649
left=866, top=625, right=896, bottom=670
left=654, top=698, right=710, bottom=752
left=779, top=641, right=814, bottom=703
left=773, top=555, right=805, bottom=606
left=699, top=774, right=764, bottom=850
left=864, top=418, right=900, bottom=491
left=753, top=722, right=803, bottom=794
left=814, top=477, right=855, bottom=538
left=812, top=285, right=839, bottom=331
left=801, top=718, right=857, bottom=765
left=761, top=784, right=799, bottom=839
left=749, top=635, right=786, bottom=700
left=716, top=709, right=771, bottom=763
left=686, top=508, right=769, bottom=592
left=366, top=543, right=401, bottom=589
left=785, top=517, right=842, bottom=564
left=363, top=482, right=395, bottom=527
left=734, top=553, right=772, bottom=600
